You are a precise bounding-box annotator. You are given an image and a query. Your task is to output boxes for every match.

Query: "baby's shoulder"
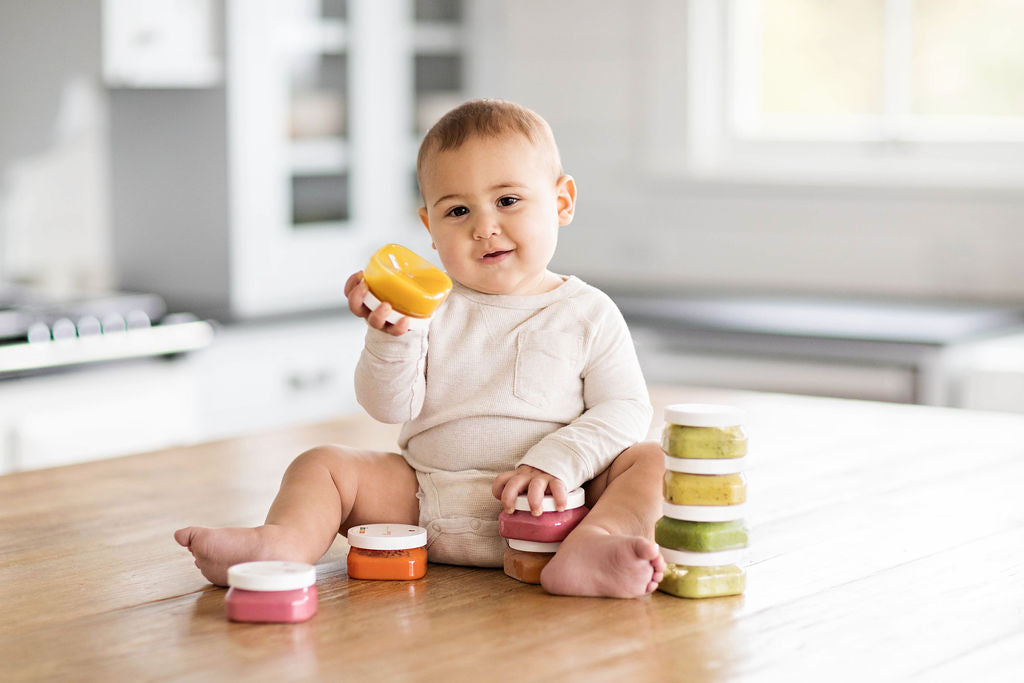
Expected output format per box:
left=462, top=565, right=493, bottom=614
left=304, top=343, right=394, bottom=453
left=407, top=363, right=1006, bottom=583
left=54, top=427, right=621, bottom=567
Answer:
left=560, top=278, right=625, bottom=319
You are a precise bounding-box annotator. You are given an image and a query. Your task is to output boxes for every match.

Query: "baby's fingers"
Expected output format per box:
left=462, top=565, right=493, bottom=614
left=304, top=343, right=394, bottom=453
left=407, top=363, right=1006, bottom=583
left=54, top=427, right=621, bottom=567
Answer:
left=366, top=301, right=396, bottom=330
left=344, top=271, right=364, bottom=297
left=527, top=477, right=552, bottom=516
left=492, top=470, right=517, bottom=500
left=347, top=277, right=371, bottom=318
left=547, top=478, right=568, bottom=512
left=500, top=474, right=530, bottom=514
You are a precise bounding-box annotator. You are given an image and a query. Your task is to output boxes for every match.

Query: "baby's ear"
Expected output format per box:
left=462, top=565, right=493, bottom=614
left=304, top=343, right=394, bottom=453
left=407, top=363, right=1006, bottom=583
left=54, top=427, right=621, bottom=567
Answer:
left=418, top=206, right=431, bottom=233
left=556, top=175, right=577, bottom=226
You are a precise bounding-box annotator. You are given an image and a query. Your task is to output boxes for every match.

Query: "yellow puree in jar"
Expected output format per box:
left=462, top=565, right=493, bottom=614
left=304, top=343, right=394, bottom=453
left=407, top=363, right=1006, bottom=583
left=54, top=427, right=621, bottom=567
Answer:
left=658, top=563, right=745, bottom=598
left=663, top=472, right=747, bottom=506
left=662, top=424, right=747, bottom=459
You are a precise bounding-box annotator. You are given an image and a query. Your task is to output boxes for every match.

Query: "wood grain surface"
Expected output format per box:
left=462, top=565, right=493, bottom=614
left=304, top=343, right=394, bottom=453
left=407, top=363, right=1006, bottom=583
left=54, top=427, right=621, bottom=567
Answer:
left=2, top=387, right=1022, bottom=682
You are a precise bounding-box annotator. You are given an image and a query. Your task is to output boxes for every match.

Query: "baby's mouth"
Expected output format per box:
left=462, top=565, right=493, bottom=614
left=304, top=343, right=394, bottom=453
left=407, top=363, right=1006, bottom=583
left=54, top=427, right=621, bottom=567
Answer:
left=481, top=249, right=513, bottom=261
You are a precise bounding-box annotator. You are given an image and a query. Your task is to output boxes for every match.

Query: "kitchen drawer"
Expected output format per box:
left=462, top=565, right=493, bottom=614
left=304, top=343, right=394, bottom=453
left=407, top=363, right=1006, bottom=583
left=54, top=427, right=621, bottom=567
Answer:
left=192, top=314, right=365, bottom=439
left=0, top=361, right=202, bottom=473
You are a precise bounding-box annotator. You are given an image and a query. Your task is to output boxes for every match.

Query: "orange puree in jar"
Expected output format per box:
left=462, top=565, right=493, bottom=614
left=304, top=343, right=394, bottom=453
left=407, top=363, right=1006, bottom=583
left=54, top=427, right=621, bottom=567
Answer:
left=503, top=549, right=554, bottom=584
left=347, top=546, right=428, bottom=580
left=346, top=524, right=428, bottom=581
left=363, top=244, right=453, bottom=319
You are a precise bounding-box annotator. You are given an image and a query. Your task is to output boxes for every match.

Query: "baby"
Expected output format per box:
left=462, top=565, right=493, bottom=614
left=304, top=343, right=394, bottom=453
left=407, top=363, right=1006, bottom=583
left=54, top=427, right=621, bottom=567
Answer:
left=175, top=99, right=666, bottom=598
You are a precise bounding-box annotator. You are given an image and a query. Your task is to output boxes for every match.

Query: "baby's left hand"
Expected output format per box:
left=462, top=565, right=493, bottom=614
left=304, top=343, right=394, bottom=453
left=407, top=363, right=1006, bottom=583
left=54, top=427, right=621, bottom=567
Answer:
left=492, top=465, right=568, bottom=516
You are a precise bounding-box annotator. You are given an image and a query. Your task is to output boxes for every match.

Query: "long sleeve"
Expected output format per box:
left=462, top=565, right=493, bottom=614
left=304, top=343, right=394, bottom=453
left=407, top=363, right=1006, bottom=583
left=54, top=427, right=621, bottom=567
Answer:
left=354, top=325, right=429, bottom=424
left=517, top=301, right=652, bottom=489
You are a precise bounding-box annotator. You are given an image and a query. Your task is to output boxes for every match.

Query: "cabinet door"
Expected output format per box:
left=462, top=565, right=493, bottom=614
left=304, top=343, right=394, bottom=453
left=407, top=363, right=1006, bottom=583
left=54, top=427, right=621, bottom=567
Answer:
left=192, top=316, right=364, bottom=440
left=2, top=363, right=202, bottom=473
left=227, top=0, right=413, bottom=317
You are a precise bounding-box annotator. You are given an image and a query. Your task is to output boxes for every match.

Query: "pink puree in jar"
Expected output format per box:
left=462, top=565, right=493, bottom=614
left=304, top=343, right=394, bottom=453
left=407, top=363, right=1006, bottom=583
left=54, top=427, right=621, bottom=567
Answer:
left=498, top=488, right=588, bottom=543
left=225, top=561, right=318, bottom=623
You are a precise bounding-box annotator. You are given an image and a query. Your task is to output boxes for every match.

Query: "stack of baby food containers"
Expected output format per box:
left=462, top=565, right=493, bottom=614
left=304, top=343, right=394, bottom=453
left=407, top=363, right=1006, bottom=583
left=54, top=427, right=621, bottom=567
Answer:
left=499, top=488, right=588, bottom=584
left=362, top=243, right=453, bottom=329
left=657, top=404, right=749, bottom=598
left=346, top=524, right=428, bottom=580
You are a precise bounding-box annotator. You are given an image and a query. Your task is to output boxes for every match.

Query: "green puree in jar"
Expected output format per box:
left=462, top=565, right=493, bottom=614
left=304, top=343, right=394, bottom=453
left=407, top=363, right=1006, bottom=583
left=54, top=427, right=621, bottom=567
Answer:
left=655, top=517, right=748, bottom=552
left=662, top=424, right=747, bottom=459
left=658, top=563, right=745, bottom=598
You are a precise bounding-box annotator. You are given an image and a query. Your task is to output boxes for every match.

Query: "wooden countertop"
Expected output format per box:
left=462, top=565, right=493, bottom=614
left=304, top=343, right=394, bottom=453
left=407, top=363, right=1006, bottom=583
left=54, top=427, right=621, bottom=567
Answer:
left=2, top=387, right=1022, bottom=681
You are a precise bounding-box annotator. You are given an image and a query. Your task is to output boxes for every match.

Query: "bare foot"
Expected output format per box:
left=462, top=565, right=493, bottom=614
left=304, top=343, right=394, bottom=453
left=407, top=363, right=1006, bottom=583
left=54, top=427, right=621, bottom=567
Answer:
left=540, top=529, right=666, bottom=598
left=173, top=524, right=312, bottom=586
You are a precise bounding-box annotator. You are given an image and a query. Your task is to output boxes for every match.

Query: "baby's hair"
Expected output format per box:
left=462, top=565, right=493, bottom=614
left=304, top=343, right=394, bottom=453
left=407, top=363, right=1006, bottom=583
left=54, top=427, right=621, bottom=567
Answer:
left=416, top=98, right=564, bottom=196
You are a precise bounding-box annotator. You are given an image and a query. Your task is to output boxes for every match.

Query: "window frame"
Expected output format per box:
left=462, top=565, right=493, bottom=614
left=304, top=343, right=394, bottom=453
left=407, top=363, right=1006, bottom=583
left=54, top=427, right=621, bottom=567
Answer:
left=644, top=0, right=1024, bottom=191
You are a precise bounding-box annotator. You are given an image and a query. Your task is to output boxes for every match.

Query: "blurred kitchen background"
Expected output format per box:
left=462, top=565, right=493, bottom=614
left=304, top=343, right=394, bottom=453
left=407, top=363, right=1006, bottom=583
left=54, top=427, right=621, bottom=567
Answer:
left=2, top=0, right=1024, bottom=473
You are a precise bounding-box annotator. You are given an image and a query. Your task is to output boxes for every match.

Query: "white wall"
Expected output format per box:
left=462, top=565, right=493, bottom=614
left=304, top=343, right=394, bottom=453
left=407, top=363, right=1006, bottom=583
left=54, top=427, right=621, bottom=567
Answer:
left=0, top=1, right=113, bottom=293
left=3, top=1, right=1023, bottom=303
left=494, top=0, right=1024, bottom=302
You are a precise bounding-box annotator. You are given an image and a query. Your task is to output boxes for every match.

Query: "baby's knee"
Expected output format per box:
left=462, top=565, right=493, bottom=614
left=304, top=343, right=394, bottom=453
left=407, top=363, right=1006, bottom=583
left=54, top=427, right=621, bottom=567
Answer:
left=622, top=440, right=663, bottom=473
left=286, top=444, right=358, bottom=477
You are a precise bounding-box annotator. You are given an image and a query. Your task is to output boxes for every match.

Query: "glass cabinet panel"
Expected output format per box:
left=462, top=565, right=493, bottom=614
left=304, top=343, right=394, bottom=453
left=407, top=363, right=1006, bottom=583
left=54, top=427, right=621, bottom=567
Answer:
left=286, top=0, right=350, bottom=227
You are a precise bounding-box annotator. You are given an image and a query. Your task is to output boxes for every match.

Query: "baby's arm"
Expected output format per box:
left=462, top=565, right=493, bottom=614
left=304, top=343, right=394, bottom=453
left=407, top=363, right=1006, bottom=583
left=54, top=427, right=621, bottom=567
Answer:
left=517, top=301, right=653, bottom=491
left=492, top=465, right=569, bottom=515
left=347, top=272, right=429, bottom=423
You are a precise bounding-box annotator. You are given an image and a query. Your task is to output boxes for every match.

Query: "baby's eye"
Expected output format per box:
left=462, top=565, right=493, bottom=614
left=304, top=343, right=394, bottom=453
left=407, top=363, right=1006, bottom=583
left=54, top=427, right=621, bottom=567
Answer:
left=446, top=206, right=469, bottom=218
left=497, top=196, right=519, bottom=207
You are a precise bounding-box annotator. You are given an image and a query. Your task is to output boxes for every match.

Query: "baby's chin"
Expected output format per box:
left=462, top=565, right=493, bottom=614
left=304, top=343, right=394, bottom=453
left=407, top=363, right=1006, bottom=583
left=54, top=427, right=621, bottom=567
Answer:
left=457, top=271, right=561, bottom=297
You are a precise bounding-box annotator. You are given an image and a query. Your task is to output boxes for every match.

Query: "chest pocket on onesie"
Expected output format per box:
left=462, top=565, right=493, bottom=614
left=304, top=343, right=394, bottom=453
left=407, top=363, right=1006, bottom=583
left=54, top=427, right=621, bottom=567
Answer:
left=514, top=330, right=582, bottom=409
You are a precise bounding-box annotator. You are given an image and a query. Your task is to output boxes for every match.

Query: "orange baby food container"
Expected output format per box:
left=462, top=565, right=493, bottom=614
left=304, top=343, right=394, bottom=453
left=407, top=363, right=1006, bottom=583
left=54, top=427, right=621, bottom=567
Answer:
left=503, top=539, right=561, bottom=585
left=346, top=523, right=428, bottom=580
left=362, top=244, right=452, bottom=328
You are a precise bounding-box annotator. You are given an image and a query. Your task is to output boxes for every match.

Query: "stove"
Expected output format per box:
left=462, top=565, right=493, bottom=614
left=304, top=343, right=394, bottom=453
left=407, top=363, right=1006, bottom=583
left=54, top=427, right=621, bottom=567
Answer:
left=0, top=287, right=215, bottom=377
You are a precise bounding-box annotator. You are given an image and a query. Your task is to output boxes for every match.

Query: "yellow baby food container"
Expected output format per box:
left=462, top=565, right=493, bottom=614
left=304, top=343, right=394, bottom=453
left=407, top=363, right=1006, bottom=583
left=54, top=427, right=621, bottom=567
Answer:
left=362, top=243, right=453, bottom=329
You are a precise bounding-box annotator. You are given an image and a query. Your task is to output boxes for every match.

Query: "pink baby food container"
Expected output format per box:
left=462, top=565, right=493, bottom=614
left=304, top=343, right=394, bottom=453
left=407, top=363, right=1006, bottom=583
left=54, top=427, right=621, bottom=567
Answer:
left=225, top=561, right=318, bottom=623
left=498, top=487, right=588, bottom=543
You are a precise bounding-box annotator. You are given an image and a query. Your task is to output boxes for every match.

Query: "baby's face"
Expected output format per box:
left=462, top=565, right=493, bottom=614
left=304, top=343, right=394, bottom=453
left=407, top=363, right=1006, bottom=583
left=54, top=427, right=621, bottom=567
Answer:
left=418, top=133, right=575, bottom=296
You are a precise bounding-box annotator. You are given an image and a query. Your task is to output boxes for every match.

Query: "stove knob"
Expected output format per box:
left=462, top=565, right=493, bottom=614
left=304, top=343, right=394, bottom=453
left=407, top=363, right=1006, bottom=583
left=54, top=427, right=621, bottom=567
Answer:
left=125, top=310, right=151, bottom=330
left=101, top=313, right=127, bottom=334
left=52, top=318, right=77, bottom=340
left=77, top=315, right=102, bottom=337
left=27, top=322, right=51, bottom=343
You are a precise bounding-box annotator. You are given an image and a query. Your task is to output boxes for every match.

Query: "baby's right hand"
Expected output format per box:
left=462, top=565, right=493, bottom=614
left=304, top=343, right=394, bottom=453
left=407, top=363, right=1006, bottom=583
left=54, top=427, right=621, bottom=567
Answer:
left=344, top=271, right=412, bottom=337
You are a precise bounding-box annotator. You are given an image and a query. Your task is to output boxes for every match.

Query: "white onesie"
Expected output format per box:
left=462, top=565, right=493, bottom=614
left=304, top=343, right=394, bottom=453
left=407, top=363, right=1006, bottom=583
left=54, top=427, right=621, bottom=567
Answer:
left=355, top=276, right=652, bottom=566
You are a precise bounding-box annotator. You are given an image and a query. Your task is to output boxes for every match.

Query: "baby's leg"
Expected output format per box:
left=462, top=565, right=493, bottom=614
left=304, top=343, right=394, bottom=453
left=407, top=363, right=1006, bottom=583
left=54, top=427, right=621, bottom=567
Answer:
left=540, top=442, right=666, bottom=598
left=174, top=445, right=418, bottom=585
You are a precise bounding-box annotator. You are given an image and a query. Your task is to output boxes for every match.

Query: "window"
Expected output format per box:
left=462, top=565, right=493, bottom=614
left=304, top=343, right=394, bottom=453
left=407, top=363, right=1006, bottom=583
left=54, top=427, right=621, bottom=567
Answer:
left=655, top=0, right=1024, bottom=187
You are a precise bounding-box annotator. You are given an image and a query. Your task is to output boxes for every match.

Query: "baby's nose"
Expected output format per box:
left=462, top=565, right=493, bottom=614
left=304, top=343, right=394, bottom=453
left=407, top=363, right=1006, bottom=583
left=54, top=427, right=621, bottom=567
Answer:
left=472, top=218, right=501, bottom=239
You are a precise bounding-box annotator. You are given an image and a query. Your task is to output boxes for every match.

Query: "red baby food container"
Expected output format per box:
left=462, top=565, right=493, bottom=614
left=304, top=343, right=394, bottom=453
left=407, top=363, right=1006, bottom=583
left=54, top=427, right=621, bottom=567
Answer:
left=225, top=561, right=318, bottom=623
left=498, top=488, right=588, bottom=543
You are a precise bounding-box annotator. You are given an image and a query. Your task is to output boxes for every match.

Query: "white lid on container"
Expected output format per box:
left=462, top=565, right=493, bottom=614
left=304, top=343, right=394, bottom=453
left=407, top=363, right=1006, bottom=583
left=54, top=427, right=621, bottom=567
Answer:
left=347, top=523, right=428, bottom=550
left=507, top=538, right=561, bottom=553
left=659, top=546, right=745, bottom=568
left=362, top=291, right=432, bottom=330
left=664, top=403, right=745, bottom=428
left=665, top=454, right=748, bottom=475
left=662, top=500, right=747, bottom=522
left=513, top=487, right=586, bottom=512
left=227, top=561, right=316, bottom=591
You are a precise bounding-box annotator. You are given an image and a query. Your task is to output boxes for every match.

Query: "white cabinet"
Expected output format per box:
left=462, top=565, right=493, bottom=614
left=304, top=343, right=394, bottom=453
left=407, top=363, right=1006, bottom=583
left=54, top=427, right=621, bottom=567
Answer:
left=102, top=0, right=222, bottom=88
left=109, top=0, right=477, bottom=320
left=190, top=314, right=365, bottom=440
left=0, top=361, right=204, bottom=473
left=0, top=313, right=368, bottom=474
